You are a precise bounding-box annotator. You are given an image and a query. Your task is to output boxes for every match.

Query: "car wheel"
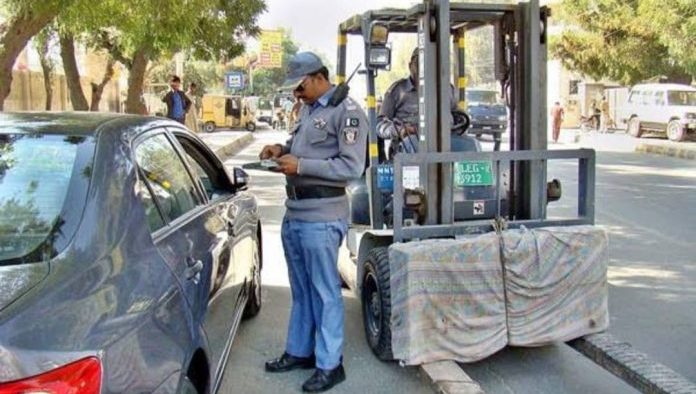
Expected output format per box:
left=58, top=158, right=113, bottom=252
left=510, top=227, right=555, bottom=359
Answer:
left=627, top=117, right=642, bottom=138
left=243, top=247, right=262, bottom=318
left=666, top=119, right=686, bottom=142
left=362, top=247, right=393, bottom=361
left=246, top=122, right=256, bottom=132
left=203, top=122, right=216, bottom=133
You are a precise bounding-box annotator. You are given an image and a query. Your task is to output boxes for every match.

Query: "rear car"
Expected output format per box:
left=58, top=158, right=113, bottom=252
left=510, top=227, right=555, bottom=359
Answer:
left=0, top=113, right=262, bottom=393
left=465, top=89, right=508, bottom=137
left=619, top=83, right=696, bottom=141
left=256, top=97, right=273, bottom=124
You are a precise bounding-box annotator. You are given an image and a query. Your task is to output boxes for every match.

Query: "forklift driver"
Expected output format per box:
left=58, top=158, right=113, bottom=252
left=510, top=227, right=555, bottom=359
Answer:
left=377, top=48, right=469, bottom=159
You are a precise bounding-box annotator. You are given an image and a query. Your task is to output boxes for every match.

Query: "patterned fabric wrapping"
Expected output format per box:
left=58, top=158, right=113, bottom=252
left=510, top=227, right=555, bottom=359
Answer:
left=501, top=225, right=609, bottom=346
left=389, top=234, right=507, bottom=365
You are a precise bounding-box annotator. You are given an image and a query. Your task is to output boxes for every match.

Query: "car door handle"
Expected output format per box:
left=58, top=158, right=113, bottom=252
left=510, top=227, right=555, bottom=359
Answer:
left=185, top=259, right=204, bottom=280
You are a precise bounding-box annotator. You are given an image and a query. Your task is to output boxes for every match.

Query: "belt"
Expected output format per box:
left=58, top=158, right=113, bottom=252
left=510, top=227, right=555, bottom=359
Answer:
left=286, top=185, right=345, bottom=200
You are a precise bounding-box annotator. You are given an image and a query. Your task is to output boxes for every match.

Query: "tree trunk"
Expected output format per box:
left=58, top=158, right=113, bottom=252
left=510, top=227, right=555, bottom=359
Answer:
left=59, top=33, right=89, bottom=111
left=125, top=48, right=149, bottom=115
left=38, top=39, right=54, bottom=111
left=0, top=7, right=61, bottom=110
left=90, top=58, right=115, bottom=111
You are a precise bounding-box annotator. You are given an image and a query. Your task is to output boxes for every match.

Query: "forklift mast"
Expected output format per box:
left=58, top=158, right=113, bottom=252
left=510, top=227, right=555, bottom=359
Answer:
left=336, top=0, right=594, bottom=240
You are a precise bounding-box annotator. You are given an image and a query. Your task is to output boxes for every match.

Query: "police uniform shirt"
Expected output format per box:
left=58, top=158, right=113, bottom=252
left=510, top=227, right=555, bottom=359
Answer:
left=280, top=86, right=368, bottom=222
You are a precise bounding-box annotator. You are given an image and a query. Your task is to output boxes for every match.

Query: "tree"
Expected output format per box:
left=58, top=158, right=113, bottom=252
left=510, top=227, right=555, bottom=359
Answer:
left=34, top=25, right=57, bottom=110
left=550, top=0, right=695, bottom=85
left=0, top=0, right=71, bottom=110
left=78, top=0, right=266, bottom=114
left=59, top=32, right=89, bottom=110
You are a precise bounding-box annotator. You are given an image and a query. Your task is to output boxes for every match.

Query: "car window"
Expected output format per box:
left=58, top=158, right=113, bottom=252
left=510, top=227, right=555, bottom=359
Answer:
left=667, top=90, right=696, bottom=106
left=134, top=133, right=201, bottom=228
left=174, top=134, right=232, bottom=200
left=654, top=91, right=666, bottom=106
left=0, top=134, right=93, bottom=264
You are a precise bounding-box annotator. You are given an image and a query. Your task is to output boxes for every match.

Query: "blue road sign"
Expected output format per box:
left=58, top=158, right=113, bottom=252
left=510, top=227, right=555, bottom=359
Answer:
left=225, top=72, right=244, bottom=89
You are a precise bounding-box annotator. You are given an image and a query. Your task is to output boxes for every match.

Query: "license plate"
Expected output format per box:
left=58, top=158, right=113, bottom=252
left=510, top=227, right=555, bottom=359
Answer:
left=483, top=126, right=492, bottom=130
left=454, top=161, right=494, bottom=187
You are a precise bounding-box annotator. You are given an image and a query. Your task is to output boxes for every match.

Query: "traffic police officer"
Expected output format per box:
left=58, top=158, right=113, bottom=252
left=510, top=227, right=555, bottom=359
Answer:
left=260, top=52, right=367, bottom=393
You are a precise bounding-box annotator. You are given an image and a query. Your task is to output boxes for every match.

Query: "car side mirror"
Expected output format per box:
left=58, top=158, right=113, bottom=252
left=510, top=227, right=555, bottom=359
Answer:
left=233, top=167, right=249, bottom=191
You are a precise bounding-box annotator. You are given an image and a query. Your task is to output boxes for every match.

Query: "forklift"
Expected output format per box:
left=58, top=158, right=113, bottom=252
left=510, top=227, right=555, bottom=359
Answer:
left=335, top=1, right=696, bottom=392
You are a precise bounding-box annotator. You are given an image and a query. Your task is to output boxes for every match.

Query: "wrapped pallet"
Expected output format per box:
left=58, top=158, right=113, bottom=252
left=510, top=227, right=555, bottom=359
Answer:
left=388, top=234, right=507, bottom=365
left=501, top=225, right=609, bottom=346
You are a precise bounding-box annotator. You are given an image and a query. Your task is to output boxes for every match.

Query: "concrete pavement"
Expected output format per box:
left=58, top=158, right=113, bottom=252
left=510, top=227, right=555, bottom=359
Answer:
left=552, top=127, right=696, bottom=160
left=198, top=130, right=254, bottom=160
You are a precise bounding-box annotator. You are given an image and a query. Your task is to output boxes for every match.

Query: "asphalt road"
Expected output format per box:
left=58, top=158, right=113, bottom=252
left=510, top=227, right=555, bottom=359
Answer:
left=220, top=128, right=695, bottom=393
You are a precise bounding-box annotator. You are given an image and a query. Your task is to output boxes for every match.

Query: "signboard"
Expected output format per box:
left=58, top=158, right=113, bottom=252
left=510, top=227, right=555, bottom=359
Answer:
left=454, top=161, right=494, bottom=187
left=225, top=72, right=244, bottom=90
left=258, top=30, right=283, bottom=69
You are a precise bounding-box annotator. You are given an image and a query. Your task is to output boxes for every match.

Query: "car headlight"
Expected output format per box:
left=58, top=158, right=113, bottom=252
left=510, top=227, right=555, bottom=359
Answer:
left=498, top=116, right=507, bottom=122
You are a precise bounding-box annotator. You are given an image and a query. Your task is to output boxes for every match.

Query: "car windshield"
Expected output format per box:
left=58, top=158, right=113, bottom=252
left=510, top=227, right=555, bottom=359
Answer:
left=258, top=99, right=272, bottom=110
left=667, top=91, right=696, bottom=106
left=466, top=90, right=498, bottom=105
left=0, top=134, right=88, bottom=264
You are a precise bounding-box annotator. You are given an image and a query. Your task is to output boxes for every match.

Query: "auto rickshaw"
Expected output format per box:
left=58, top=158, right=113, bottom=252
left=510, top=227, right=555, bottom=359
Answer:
left=200, top=94, right=256, bottom=132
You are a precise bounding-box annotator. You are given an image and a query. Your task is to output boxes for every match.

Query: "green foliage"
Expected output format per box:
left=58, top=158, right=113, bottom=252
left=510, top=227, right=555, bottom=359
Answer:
left=551, top=0, right=695, bottom=85
left=58, top=0, right=266, bottom=66
left=148, top=58, right=224, bottom=98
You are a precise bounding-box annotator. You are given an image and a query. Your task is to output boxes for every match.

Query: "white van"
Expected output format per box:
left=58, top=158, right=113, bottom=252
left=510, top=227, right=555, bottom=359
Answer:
left=619, top=83, right=696, bottom=141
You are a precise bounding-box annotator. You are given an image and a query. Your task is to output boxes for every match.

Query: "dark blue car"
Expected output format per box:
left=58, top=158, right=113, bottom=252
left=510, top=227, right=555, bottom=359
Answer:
left=0, top=113, right=262, bottom=393
left=466, top=89, right=508, bottom=137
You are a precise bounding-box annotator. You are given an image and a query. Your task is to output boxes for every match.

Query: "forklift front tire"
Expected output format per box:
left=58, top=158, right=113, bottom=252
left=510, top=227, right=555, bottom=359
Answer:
left=362, top=247, right=394, bottom=361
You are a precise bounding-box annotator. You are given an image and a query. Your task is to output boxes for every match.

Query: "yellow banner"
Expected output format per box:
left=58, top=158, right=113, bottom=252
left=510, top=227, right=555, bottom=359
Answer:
left=259, top=30, right=283, bottom=69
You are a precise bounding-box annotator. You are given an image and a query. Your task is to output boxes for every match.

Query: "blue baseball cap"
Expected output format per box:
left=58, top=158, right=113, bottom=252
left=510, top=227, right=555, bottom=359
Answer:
left=282, top=51, right=325, bottom=89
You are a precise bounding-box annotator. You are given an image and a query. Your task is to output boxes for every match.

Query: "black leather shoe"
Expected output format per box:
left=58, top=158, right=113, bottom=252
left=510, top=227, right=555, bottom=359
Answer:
left=302, top=364, right=346, bottom=392
left=265, top=352, right=315, bottom=372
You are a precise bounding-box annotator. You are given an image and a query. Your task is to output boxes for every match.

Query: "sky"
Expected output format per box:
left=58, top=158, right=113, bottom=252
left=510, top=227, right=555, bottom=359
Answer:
left=255, top=0, right=418, bottom=99
left=257, top=0, right=415, bottom=58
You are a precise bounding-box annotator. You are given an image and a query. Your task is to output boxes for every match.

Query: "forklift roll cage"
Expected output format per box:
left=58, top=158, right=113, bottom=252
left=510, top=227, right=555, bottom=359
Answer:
left=336, top=0, right=593, bottom=239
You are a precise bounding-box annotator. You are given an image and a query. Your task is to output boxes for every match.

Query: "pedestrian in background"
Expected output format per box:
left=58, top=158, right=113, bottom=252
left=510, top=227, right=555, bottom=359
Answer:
left=162, top=75, right=191, bottom=124
left=260, top=52, right=367, bottom=393
left=589, top=99, right=600, bottom=131
left=599, top=95, right=613, bottom=133
left=551, top=101, right=565, bottom=143
left=185, top=82, right=200, bottom=132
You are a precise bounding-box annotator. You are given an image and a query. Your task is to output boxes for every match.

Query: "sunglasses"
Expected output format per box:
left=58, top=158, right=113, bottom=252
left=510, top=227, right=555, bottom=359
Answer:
left=294, top=77, right=310, bottom=93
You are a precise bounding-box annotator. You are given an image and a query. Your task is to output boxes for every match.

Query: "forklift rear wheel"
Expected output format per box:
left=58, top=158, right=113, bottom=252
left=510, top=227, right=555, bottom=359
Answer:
left=246, top=122, right=256, bottom=132
left=203, top=122, right=216, bottom=133
left=362, top=247, right=394, bottom=360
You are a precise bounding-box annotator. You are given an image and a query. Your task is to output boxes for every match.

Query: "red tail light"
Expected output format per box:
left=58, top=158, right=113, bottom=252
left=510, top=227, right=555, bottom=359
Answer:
left=0, top=357, right=101, bottom=394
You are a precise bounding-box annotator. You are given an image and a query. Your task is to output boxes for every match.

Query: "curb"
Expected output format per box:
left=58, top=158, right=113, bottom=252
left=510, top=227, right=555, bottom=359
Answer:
left=420, top=361, right=485, bottom=394
left=208, top=132, right=254, bottom=161
left=635, top=143, right=696, bottom=160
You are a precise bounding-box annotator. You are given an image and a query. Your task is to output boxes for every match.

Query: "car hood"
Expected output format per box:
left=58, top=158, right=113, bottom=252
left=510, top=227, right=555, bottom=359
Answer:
left=0, top=262, right=49, bottom=313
